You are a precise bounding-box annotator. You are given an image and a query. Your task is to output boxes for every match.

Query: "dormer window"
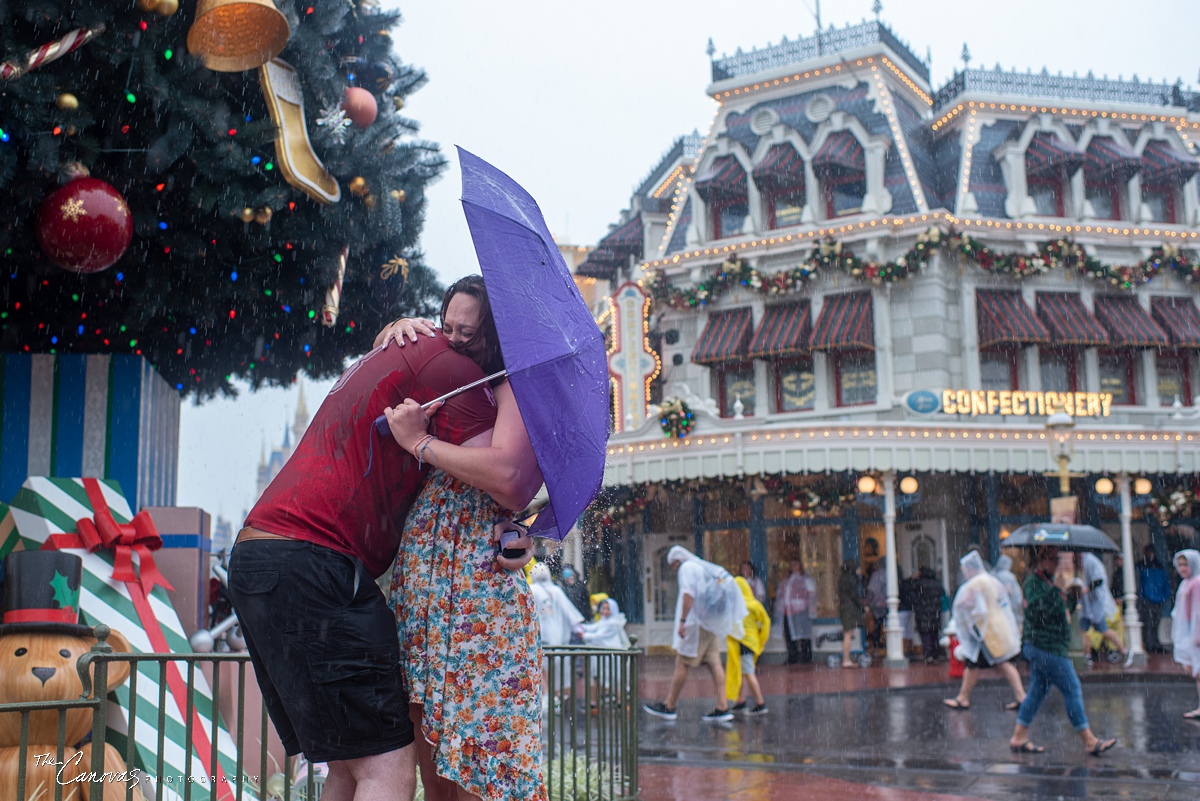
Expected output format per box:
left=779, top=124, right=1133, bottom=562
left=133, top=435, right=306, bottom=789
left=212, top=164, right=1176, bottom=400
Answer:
left=812, top=131, right=866, bottom=218
left=695, top=156, right=749, bottom=239
left=1083, top=137, right=1140, bottom=221
left=1025, top=132, right=1082, bottom=218
left=1140, top=140, right=1197, bottom=224
left=752, top=144, right=806, bottom=229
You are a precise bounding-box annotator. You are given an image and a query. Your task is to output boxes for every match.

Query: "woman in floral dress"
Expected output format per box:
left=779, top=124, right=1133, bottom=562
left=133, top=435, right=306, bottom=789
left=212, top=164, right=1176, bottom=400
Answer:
left=380, top=276, right=547, bottom=801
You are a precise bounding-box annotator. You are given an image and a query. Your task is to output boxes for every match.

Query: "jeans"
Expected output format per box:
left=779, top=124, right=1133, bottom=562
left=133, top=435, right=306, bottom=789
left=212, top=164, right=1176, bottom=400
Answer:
left=1016, top=643, right=1089, bottom=731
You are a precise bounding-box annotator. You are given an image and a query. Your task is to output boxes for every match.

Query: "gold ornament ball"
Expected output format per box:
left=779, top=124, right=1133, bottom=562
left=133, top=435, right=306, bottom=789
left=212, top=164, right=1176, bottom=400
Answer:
left=349, top=176, right=369, bottom=197
left=363, top=194, right=378, bottom=210
left=56, top=93, right=79, bottom=111
left=155, top=0, right=179, bottom=15
left=254, top=207, right=273, bottom=225
left=392, top=96, right=405, bottom=112
left=389, top=189, right=406, bottom=202
left=240, top=207, right=255, bottom=223
left=136, top=0, right=161, bottom=10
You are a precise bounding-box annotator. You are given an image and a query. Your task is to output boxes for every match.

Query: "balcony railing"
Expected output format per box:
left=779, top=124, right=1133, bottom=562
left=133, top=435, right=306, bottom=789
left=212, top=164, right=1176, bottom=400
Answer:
left=711, top=21, right=929, bottom=84
left=2, top=626, right=640, bottom=801
left=933, top=67, right=1197, bottom=113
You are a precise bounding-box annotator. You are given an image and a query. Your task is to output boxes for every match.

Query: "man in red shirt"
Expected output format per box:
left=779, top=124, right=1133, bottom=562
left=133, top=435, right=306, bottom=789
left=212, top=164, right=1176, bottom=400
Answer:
left=230, top=336, right=523, bottom=801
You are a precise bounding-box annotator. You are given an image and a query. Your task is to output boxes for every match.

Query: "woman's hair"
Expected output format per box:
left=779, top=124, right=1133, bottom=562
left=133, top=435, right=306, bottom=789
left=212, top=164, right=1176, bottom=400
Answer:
left=440, top=275, right=505, bottom=378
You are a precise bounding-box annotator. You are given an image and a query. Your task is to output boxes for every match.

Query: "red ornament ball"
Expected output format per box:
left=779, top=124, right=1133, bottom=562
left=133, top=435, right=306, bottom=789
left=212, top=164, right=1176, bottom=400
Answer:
left=36, top=177, right=133, bottom=273
left=342, top=87, right=378, bottom=128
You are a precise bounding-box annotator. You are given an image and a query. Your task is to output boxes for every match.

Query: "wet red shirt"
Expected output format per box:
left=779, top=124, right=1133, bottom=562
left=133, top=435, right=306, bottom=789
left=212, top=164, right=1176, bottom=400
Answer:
left=245, top=337, right=496, bottom=578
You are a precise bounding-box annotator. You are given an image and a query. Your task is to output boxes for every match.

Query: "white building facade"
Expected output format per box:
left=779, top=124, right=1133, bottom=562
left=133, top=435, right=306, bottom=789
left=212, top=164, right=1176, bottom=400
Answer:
left=579, top=22, right=1200, bottom=662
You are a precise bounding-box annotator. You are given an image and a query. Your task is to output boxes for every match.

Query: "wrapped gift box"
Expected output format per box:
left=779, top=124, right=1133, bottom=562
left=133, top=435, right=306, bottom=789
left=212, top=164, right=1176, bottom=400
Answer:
left=0, top=353, right=180, bottom=512
left=1, top=477, right=243, bottom=800
left=144, top=506, right=213, bottom=638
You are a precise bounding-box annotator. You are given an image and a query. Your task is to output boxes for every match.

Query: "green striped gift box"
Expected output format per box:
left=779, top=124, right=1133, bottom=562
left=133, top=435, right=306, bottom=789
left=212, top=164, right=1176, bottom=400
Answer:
left=1, top=477, right=248, bottom=801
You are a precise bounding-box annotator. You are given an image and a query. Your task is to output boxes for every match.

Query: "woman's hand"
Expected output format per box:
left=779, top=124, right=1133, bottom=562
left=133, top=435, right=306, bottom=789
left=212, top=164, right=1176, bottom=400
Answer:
left=383, top=399, right=432, bottom=453
left=492, top=521, right=533, bottom=571
left=376, top=317, right=438, bottom=349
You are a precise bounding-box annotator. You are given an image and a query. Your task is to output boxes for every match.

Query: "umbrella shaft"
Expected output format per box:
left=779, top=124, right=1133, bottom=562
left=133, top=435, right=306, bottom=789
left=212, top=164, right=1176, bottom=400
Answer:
left=421, top=370, right=507, bottom=410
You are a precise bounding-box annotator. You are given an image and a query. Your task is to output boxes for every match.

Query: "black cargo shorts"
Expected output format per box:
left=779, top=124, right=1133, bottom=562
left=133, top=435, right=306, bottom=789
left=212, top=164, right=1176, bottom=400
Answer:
left=228, top=539, right=413, bottom=762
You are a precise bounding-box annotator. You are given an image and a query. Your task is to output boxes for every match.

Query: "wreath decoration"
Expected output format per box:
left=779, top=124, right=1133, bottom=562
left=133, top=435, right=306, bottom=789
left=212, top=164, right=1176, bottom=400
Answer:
left=1149, top=486, right=1197, bottom=525
left=658, top=397, right=694, bottom=439
left=644, top=227, right=1198, bottom=309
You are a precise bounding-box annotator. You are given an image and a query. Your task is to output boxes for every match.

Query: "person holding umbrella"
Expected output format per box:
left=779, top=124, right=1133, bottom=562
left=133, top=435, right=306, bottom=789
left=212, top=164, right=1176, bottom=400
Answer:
left=381, top=276, right=549, bottom=801
left=1008, top=545, right=1117, bottom=756
left=381, top=150, right=609, bottom=801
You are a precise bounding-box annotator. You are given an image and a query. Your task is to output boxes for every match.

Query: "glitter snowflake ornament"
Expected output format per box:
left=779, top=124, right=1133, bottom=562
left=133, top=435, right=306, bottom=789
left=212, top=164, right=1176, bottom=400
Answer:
left=315, top=104, right=352, bottom=144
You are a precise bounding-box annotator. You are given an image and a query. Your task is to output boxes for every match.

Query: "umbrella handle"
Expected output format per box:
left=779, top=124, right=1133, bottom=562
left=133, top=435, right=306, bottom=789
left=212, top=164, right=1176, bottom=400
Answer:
left=420, top=370, right=507, bottom=410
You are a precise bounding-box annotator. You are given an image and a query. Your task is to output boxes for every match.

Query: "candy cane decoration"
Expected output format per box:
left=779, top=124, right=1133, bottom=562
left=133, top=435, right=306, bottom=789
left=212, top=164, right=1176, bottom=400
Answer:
left=1, top=25, right=106, bottom=82
left=321, top=245, right=349, bottom=327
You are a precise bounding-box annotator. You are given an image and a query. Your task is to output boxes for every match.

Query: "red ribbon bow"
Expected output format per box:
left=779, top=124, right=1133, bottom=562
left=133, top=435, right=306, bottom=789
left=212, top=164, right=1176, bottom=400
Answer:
left=44, top=478, right=174, bottom=593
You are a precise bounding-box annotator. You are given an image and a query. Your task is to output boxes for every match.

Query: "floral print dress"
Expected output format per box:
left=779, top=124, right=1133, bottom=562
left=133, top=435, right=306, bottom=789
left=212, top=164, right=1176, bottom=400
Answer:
left=390, top=469, right=547, bottom=800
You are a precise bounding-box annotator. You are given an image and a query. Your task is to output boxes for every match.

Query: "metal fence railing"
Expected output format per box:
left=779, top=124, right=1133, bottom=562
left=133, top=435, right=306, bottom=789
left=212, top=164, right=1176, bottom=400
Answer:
left=1, top=626, right=640, bottom=801
left=542, top=641, right=640, bottom=801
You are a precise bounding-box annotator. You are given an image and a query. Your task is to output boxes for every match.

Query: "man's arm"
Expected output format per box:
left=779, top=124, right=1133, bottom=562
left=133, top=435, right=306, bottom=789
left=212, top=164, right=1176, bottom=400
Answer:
left=678, top=593, right=694, bottom=639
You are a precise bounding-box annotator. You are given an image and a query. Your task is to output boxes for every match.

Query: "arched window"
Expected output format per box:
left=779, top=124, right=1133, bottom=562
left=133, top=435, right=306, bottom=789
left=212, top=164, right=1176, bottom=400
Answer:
left=1082, top=137, right=1140, bottom=221
left=812, top=131, right=866, bottom=218
left=1140, top=140, right=1198, bottom=224
left=1025, top=132, right=1082, bottom=217
left=694, top=156, right=749, bottom=239
left=752, top=144, right=806, bottom=229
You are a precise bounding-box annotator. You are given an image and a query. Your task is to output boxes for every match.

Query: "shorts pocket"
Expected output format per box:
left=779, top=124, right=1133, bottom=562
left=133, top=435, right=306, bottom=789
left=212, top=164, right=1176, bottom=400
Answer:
left=229, top=568, right=280, bottom=595
left=308, top=647, right=410, bottom=743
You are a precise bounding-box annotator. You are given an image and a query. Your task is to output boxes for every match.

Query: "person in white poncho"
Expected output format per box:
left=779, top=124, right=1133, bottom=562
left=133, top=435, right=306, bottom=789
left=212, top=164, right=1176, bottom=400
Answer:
left=1171, top=549, right=1200, bottom=720
left=1078, top=552, right=1128, bottom=663
left=944, top=551, right=1027, bottom=711
left=992, top=555, right=1025, bottom=634
left=643, top=546, right=746, bottom=723
left=530, top=563, right=583, bottom=647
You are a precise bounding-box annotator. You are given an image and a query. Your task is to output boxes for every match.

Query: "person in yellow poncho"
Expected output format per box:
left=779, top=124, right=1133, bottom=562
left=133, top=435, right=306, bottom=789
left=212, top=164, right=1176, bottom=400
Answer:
left=726, top=576, right=771, bottom=714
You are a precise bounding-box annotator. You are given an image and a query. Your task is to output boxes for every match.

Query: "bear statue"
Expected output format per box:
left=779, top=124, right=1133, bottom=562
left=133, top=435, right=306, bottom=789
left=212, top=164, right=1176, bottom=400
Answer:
left=0, top=550, right=144, bottom=801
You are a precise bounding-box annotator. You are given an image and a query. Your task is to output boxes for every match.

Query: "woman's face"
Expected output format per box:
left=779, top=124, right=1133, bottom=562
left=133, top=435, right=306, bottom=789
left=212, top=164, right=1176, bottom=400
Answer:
left=442, top=293, right=485, bottom=360
left=600, top=601, right=612, bottom=618
left=1178, top=556, right=1192, bottom=579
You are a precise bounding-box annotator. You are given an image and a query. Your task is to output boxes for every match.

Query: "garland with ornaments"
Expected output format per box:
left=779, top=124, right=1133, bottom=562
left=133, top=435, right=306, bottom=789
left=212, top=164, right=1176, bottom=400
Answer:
left=658, top=397, right=694, bottom=439
left=644, top=227, right=1198, bottom=310
left=1149, top=486, right=1198, bottom=525
left=584, top=474, right=859, bottom=530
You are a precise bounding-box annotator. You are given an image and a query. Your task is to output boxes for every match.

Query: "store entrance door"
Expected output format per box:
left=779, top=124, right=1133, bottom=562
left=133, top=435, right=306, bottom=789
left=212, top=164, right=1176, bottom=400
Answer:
left=642, top=531, right=692, bottom=649
left=897, top=519, right=951, bottom=594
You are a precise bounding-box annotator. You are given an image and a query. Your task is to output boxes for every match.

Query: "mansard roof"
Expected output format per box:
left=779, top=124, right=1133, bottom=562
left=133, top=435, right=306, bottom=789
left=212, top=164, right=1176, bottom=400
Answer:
left=583, top=23, right=1200, bottom=273
left=709, top=21, right=929, bottom=84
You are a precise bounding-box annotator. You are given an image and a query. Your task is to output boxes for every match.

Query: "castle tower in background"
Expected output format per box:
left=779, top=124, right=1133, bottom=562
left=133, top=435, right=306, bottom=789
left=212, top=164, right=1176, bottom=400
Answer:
left=255, top=382, right=311, bottom=501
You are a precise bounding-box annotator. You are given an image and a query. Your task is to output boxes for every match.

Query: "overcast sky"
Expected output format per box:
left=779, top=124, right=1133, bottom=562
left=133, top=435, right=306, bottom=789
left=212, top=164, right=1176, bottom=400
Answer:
left=177, top=0, right=1200, bottom=522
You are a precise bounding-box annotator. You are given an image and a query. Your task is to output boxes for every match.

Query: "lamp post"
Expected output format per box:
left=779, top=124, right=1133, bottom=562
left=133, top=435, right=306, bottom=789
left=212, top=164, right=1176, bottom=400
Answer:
left=1045, top=411, right=1077, bottom=495
left=1116, top=473, right=1146, bottom=664
left=881, top=470, right=905, bottom=668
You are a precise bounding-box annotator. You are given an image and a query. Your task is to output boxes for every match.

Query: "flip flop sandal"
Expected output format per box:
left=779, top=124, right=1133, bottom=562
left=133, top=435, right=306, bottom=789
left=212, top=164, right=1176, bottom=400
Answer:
left=1010, top=741, right=1044, bottom=753
left=1004, top=700, right=1022, bottom=711
left=259, top=58, right=342, bottom=204
left=1089, top=738, right=1118, bottom=756
left=943, top=699, right=970, bottom=710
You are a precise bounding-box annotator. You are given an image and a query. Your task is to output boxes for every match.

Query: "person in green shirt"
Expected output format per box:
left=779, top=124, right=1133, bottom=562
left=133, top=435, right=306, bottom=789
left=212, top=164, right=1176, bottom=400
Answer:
left=1008, top=545, right=1118, bottom=756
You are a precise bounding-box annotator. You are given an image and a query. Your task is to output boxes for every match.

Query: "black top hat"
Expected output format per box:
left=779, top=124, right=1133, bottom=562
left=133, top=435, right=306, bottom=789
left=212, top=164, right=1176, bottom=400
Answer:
left=0, top=551, right=94, bottom=637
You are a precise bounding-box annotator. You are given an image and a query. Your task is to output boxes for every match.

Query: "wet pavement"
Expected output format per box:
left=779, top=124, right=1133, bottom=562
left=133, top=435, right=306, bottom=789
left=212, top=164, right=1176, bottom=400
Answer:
left=637, top=661, right=1200, bottom=800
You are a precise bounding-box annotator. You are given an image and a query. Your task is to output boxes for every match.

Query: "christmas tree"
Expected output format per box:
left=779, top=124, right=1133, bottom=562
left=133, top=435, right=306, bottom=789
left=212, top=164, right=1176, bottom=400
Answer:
left=0, top=0, right=445, bottom=398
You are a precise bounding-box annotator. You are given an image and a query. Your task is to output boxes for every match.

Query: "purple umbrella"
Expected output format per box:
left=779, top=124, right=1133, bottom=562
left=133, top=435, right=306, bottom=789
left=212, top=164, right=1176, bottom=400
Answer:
left=452, top=147, right=609, bottom=541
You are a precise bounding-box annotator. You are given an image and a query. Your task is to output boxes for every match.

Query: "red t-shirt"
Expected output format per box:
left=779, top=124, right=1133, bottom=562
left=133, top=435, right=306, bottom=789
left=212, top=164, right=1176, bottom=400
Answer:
left=245, top=337, right=496, bottom=578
